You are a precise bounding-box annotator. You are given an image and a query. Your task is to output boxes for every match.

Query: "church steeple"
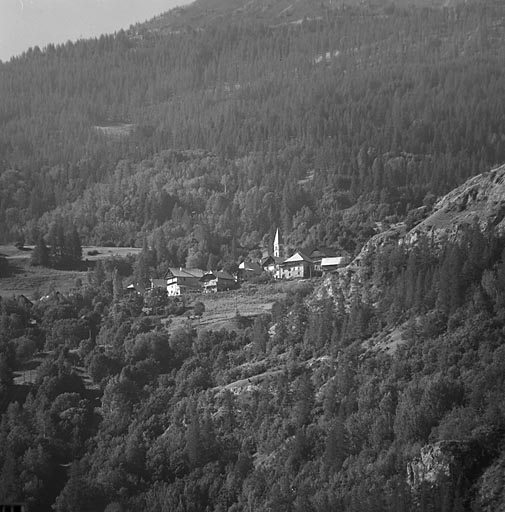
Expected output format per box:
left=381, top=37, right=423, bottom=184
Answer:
left=273, top=228, right=282, bottom=258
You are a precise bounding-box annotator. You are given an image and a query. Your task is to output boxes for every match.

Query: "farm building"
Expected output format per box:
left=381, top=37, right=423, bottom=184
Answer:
left=309, top=247, right=338, bottom=274
left=164, top=268, right=204, bottom=296
left=261, top=255, right=284, bottom=278
left=200, top=270, right=236, bottom=292
left=150, top=279, right=166, bottom=289
left=321, top=256, right=350, bottom=273
left=238, top=260, right=263, bottom=281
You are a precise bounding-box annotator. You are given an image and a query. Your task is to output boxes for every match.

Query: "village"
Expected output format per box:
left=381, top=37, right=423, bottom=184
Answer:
left=148, top=229, right=350, bottom=297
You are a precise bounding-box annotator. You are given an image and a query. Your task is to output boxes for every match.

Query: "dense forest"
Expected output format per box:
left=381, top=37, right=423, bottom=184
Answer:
left=1, top=223, right=505, bottom=511
left=1, top=0, right=505, bottom=267
left=2, top=0, right=505, bottom=510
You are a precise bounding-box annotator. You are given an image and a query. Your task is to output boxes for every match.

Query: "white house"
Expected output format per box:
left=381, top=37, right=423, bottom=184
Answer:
left=278, top=251, right=314, bottom=279
left=165, top=268, right=204, bottom=296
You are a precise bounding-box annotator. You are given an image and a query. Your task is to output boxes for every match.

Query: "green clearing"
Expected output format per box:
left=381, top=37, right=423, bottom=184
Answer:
left=0, top=245, right=142, bottom=298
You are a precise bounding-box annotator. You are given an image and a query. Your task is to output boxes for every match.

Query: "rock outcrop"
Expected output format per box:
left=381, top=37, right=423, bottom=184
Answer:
left=407, top=440, right=477, bottom=488
left=317, top=163, right=505, bottom=318
left=350, top=163, right=505, bottom=267
left=408, top=163, right=505, bottom=243
left=408, top=435, right=500, bottom=494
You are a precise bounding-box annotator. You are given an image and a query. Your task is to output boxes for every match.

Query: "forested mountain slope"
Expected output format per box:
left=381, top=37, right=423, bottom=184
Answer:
left=1, top=167, right=505, bottom=511
left=142, top=0, right=459, bottom=33
left=2, top=1, right=505, bottom=506
left=1, top=0, right=505, bottom=269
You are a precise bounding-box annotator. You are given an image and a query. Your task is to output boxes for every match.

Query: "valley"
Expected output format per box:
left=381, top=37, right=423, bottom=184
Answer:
left=1, top=0, right=505, bottom=510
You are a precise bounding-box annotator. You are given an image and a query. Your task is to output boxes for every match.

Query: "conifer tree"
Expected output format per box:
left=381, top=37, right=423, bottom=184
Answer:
left=185, top=400, right=202, bottom=468
left=0, top=448, right=16, bottom=503
left=93, top=260, right=106, bottom=287
left=66, top=225, right=82, bottom=267
left=323, top=415, right=347, bottom=476
left=133, top=250, right=150, bottom=290
left=437, top=244, right=464, bottom=314
left=30, top=233, right=50, bottom=267
left=112, top=269, right=123, bottom=303
left=0, top=353, right=13, bottom=389
left=293, top=372, right=314, bottom=428
left=252, top=315, right=268, bottom=355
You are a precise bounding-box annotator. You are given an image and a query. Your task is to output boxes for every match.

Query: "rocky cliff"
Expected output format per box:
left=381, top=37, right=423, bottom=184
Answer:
left=351, top=163, right=505, bottom=266
left=316, top=162, right=505, bottom=316
left=407, top=440, right=484, bottom=489
left=408, top=163, right=505, bottom=243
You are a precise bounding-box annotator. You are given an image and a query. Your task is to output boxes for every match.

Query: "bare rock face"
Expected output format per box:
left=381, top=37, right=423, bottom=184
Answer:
left=319, top=164, right=505, bottom=313
left=408, top=163, right=505, bottom=243
left=350, top=163, right=505, bottom=270
left=407, top=441, right=466, bottom=488
left=407, top=438, right=497, bottom=492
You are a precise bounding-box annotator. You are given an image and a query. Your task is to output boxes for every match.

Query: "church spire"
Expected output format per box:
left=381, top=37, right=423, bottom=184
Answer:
left=274, top=228, right=282, bottom=258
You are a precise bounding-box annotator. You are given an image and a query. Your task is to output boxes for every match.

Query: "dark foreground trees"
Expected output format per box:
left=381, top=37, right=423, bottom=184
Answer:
left=31, top=223, right=82, bottom=269
left=1, top=226, right=505, bottom=511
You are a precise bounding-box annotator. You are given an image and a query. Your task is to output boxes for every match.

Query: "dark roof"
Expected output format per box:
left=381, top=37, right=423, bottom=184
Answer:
left=186, top=268, right=206, bottom=278
left=18, top=294, right=34, bottom=306
left=262, top=255, right=284, bottom=266
left=165, top=267, right=187, bottom=278
left=309, top=247, right=338, bottom=259
left=165, top=267, right=205, bottom=279
left=216, top=270, right=235, bottom=280
left=201, top=270, right=235, bottom=281
left=239, top=261, right=263, bottom=274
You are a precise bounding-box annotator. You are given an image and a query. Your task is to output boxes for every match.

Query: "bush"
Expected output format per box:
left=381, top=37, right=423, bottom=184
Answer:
left=13, top=336, right=37, bottom=362
left=0, top=256, right=11, bottom=277
left=193, top=301, right=205, bottom=318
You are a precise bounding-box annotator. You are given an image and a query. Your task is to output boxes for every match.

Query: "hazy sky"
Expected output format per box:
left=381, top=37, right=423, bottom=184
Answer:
left=0, top=0, right=194, bottom=62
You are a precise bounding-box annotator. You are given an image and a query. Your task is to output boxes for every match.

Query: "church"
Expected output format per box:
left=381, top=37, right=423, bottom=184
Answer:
left=261, top=228, right=348, bottom=279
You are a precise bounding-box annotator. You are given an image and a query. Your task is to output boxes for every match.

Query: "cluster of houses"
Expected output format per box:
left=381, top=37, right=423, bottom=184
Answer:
left=150, top=267, right=237, bottom=296
left=258, top=229, right=349, bottom=279
left=150, top=229, right=349, bottom=296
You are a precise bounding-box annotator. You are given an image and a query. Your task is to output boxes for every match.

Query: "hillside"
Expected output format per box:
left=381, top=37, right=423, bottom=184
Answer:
left=1, top=166, right=505, bottom=510
left=347, top=162, right=505, bottom=269
left=3, top=0, right=505, bottom=510
left=1, top=0, right=505, bottom=273
left=142, top=0, right=484, bottom=33
left=410, top=163, right=505, bottom=240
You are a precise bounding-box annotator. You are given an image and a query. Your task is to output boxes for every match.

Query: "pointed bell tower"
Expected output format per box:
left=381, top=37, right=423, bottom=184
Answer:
left=273, top=228, right=282, bottom=258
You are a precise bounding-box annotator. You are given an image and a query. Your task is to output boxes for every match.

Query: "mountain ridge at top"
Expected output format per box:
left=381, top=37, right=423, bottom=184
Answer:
left=140, top=0, right=477, bottom=34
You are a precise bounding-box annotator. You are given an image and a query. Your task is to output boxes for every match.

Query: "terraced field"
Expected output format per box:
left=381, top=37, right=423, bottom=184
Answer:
left=165, top=280, right=309, bottom=332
